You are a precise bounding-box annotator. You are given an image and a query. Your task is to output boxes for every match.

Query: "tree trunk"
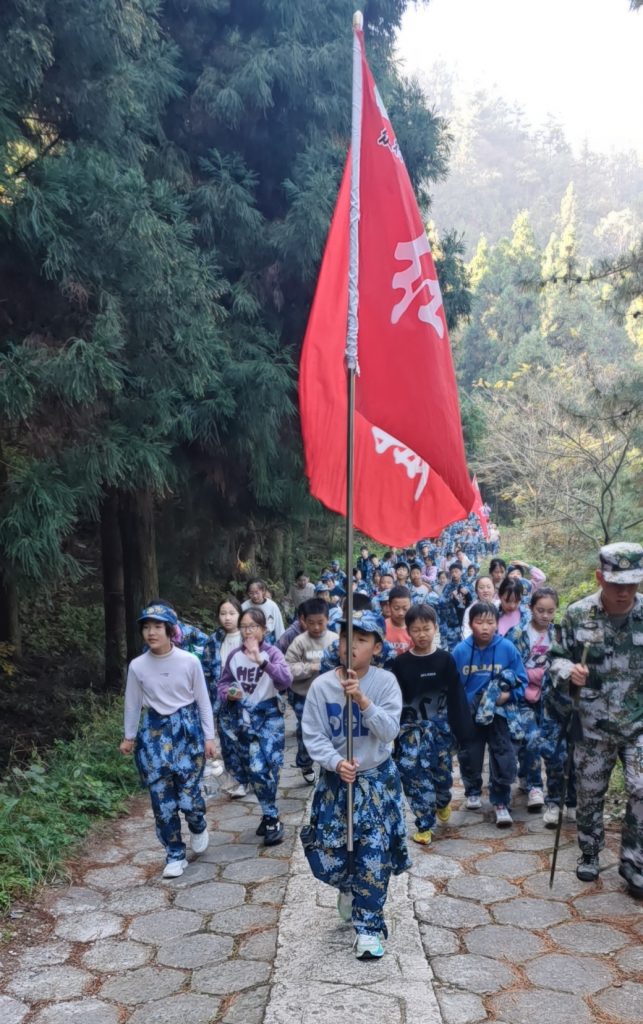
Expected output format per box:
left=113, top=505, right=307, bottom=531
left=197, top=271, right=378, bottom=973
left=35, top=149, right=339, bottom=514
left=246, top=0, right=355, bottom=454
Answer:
left=101, top=490, right=126, bottom=690
left=266, top=526, right=284, bottom=583
left=119, top=489, right=159, bottom=662
left=0, top=568, right=21, bottom=658
left=282, top=526, right=294, bottom=586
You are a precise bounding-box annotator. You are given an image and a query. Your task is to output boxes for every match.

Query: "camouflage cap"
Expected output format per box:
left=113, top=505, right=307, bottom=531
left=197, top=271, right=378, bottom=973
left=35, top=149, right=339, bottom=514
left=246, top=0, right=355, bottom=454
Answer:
left=338, top=609, right=386, bottom=642
left=599, top=542, right=643, bottom=584
left=314, top=581, right=330, bottom=594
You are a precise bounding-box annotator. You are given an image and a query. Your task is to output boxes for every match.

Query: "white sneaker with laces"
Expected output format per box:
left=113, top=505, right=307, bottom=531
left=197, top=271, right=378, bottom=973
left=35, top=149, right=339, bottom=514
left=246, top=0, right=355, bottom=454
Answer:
left=210, top=759, right=225, bottom=778
left=495, top=804, right=513, bottom=828
left=162, top=858, right=188, bottom=879
left=543, top=803, right=560, bottom=828
left=466, top=795, right=482, bottom=810
left=354, top=933, right=385, bottom=960
left=228, top=783, right=247, bottom=799
left=191, top=829, right=209, bottom=854
left=527, top=787, right=544, bottom=811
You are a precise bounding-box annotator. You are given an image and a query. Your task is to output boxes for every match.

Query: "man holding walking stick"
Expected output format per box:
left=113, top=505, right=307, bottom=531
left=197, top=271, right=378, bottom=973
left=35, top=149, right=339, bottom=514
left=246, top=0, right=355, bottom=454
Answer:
left=549, top=543, right=643, bottom=897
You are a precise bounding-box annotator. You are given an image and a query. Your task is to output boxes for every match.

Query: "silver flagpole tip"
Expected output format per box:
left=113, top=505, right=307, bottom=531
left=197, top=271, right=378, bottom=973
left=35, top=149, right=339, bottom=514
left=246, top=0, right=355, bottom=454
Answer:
left=353, top=10, right=363, bottom=30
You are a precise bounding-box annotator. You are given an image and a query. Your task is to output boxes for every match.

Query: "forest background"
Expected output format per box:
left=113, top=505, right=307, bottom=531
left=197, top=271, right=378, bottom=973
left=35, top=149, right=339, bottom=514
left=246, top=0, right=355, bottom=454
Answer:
left=0, top=0, right=640, bottom=893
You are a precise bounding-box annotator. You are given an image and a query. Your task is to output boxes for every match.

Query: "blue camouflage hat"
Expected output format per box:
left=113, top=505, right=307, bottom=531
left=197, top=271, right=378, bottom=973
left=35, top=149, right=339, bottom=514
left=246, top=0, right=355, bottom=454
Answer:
left=338, top=609, right=386, bottom=642
left=138, top=602, right=178, bottom=626
left=314, top=581, right=330, bottom=594
left=321, top=571, right=334, bottom=582
left=355, top=582, right=370, bottom=595
left=376, top=590, right=390, bottom=603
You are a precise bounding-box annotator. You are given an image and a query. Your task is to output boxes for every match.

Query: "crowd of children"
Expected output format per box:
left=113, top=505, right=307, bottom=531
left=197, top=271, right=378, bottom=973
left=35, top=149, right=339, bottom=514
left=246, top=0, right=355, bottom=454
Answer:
left=121, top=513, right=588, bottom=960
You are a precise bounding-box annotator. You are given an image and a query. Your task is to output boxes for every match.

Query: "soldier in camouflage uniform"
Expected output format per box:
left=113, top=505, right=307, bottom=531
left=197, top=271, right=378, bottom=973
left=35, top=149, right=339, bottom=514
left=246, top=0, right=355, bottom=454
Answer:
left=549, top=542, right=643, bottom=897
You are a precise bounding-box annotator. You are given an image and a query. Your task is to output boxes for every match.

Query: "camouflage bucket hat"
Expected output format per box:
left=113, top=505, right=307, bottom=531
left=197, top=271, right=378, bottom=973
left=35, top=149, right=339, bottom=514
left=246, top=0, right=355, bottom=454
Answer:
left=338, top=609, right=386, bottom=642
left=599, top=542, right=643, bottom=584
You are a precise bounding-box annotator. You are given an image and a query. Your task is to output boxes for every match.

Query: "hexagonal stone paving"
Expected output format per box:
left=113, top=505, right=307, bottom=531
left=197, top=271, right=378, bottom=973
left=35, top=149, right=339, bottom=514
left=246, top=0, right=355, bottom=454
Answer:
left=173, top=880, right=246, bottom=912
left=156, top=932, right=233, bottom=968
left=205, top=903, right=278, bottom=935
left=17, top=941, right=72, bottom=968
left=99, top=966, right=185, bottom=1005
left=615, top=946, right=643, bottom=974
left=475, top=851, right=541, bottom=878
left=127, top=994, right=221, bottom=1024
left=415, top=895, right=491, bottom=929
left=430, top=839, right=493, bottom=859
left=491, top=897, right=571, bottom=928
left=593, top=981, right=643, bottom=1022
left=503, top=832, right=561, bottom=852
left=238, top=928, right=277, bottom=961
left=200, top=843, right=260, bottom=864
left=221, top=858, right=288, bottom=884
left=86, top=845, right=127, bottom=865
left=84, top=865, right=148, bottom=890
left=432, top=953, right=516, bottom=994
left=419, top=924, right=460, bottom=956
left=7, top=966, right=92, bottom=1002
left=192, top=958, right=271, bottom=995
left=31, top=1000, right=120, bottom=1024
left=573, top=891, right=640, bottom=920
left=0, top=995, right=29, bottom=1024
left=549, top=920, right=630, bottom=954
left=435, top=988, right=486, bottom=1024
left=446, top=875, right=519, bottom=903
left=521, top=869, right=590, bottom=901
left=54, top=911, right=124, bottom=943
left=247, top=878, right=288, bottom=905
left=163, top=861, right=218, bottom=887
left=220, top=985, right=269, bottom=1024
left=525, top=952, right=614, bottom=994
left=50, top=887, right=105, bottom=916
left=464, top=924, right=547, bottom=962
left=409, top=853, right=463, bottom=879
left=81, top=939, right=152, bottom=972
left=491, top=989, right=593, bottom=1024
left=128, top=909, right=203, bottom=944
left=105, top=886, right=169, bottom=915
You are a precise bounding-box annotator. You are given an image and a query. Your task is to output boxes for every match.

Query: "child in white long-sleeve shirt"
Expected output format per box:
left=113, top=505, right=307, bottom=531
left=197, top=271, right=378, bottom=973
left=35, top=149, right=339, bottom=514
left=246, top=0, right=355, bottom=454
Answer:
left=120, top=603, right=217, bottom=879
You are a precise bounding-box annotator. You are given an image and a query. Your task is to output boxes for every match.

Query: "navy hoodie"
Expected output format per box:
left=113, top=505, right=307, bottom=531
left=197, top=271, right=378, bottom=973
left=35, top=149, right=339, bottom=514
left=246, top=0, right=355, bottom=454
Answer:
left=452, top=633, right=527, bottom=705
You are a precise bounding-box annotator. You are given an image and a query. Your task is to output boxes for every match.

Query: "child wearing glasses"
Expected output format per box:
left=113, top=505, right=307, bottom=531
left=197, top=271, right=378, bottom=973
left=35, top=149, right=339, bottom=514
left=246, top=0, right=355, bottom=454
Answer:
left=392, top=604, right=472, bottom=845
left=217, top=606, right=293, bottom=845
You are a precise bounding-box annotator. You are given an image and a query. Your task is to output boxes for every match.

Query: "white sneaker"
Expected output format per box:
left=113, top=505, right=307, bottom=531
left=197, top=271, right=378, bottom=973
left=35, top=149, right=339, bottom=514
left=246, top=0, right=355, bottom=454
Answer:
left=466, top=795, right=482, bottom=810
left=162, top=858, right=189, bottom=879
left=543, top=803, right=560, bottom=828
left=495, top=805, right=513, bottom=828
left=565, top=806, right=577, bottom=823
left=527, top=787, right=544, bottom=811
left=228, top=783, right=247, bottom=799
left=354, top=933, right=385, bottom=960
left=191, top=829, right=209, bottom=854
left=210, top=759, right=225, bottom=778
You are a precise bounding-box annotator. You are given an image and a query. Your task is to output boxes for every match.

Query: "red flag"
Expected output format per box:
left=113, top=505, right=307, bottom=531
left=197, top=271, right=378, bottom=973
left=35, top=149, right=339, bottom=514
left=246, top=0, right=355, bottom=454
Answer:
left=299, top=25, right=473, bottom=545
left=300, top=164, right=468, bottom=546
left=471, top=475, right=489, bottom=539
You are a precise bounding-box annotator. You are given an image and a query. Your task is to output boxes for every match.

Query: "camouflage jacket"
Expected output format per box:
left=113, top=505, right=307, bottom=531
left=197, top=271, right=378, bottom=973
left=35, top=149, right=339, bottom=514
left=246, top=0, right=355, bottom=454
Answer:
left=549, top=590, right=643, bottom=739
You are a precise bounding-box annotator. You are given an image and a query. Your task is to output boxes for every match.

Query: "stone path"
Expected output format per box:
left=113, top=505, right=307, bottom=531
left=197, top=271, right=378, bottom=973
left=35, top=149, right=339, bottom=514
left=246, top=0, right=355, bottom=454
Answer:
left=1, top=713, right=641, bottom=1024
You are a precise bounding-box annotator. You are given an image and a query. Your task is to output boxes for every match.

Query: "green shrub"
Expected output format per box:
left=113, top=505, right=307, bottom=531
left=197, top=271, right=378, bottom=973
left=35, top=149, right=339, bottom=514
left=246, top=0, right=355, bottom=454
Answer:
left=0, top=697, right=140, bottom=912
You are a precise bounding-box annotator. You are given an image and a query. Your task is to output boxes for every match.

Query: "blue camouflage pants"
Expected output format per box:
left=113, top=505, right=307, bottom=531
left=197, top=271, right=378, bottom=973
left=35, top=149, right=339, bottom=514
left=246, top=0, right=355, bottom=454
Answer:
left=135, top=704, right=207, bottom=862
left=217, top=697, right=285, bottom=818
left=301, top=759, right=411, bottom=936
left=287, top=690, right=313, bottom=770
left=395, top=719, right=453, bottom=831
left=517, top=700, right=577, bottom=806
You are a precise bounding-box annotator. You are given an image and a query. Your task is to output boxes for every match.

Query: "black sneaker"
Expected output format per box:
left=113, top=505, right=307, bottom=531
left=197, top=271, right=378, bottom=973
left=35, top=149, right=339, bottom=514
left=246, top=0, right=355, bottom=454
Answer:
left=618, top=860, right=643, bottom=898
left=301, top=767, right=316, bottom=786
left=255, top=815, right=268, bottom=837
left=576, top=852, right=599, bottom=882
left=263, top=817, right=284, bottom=846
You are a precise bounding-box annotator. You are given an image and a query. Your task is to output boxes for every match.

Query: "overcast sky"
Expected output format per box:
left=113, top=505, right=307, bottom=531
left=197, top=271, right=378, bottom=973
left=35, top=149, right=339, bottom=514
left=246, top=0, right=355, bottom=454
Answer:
left=396, top=0, right=643, bottom=154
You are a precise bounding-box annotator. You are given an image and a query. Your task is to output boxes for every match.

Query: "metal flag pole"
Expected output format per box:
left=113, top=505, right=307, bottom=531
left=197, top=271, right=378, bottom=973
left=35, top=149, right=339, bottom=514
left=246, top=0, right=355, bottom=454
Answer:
left=344, top=9, right=364, bottom=873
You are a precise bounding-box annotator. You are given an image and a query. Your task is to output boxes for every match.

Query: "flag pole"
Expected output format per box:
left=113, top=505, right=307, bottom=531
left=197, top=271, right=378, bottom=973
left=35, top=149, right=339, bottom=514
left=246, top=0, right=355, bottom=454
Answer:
left=344, top=9, right=364, bottom=872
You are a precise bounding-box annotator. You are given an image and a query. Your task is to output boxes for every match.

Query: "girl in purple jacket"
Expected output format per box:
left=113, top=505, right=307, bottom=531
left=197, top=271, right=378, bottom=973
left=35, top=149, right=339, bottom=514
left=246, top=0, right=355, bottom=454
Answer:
left=217, top=607, right=292, bottom=845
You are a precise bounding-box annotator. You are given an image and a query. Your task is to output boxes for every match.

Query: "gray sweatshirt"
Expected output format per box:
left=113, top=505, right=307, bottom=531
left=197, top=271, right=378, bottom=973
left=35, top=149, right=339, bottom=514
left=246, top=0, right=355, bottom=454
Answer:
left=301, top=666, right=402, bottom=773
